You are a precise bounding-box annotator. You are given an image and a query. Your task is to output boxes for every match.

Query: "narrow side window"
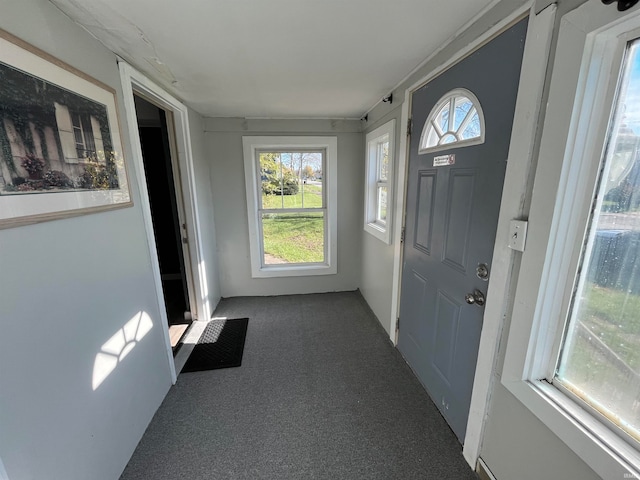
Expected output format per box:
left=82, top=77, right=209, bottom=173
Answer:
left=364, top=119, right=395, bottom=244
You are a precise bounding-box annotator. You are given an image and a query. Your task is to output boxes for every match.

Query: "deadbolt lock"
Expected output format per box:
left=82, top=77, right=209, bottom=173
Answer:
left=465, top=289, right=486, bottom=306
left=476, top=263, right=489, bottom=281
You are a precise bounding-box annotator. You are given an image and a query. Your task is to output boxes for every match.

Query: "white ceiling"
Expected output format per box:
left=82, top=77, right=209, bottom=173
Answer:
left=50, top=0, right=500, bottom=119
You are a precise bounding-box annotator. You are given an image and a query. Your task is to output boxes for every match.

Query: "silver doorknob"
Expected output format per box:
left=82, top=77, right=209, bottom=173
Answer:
left=465, top=289, right=485, bottom=306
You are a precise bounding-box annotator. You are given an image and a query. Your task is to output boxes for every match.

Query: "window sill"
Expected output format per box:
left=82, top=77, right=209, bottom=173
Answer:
left=251, top=262, right=336, bottom=278
left=364, top=222, right=391, bottom=244
left=502, top=377, right=640, bottom=479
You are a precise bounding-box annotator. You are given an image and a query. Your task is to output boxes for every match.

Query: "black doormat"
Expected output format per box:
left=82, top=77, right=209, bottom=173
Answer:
left=181, top=318, right=249, bottom=373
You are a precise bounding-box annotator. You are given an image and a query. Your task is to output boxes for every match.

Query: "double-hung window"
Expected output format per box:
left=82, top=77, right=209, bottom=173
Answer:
left=502, top=2, right=640, bottom=478
left=243, top=136, right=337, bottom=278
left=70, top=111, right=96, bottom=159
left=364, top=120, right=394, bottom=243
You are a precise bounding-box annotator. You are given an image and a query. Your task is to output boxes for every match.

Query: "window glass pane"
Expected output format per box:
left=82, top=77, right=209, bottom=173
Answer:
left=299, top=151, right=323, bottom=209
left=260, top=151, right=323, bottom=209
left=461, top=110, right=481, bottom=140
left=378, top=140, right=389, bottom=181
left=426, top=124, right=441, bottom=148
left=262, top=212, right=325, bottom=264
left=377, top=186, right=387, bottom=223
left=453, top=98, right=473, bottom=131
left=260, top=152, right=286, bottom=209
left=71, top=111, right=85, bottom=157
left=299, top=180, right=323, bottom=208
left=437, top=104, right=449, bottom=132
left=556, top=40, right=640, bottom=443
left=440, top=134, right=457, bottom=145
left=81, top=114, right=96, bottom=154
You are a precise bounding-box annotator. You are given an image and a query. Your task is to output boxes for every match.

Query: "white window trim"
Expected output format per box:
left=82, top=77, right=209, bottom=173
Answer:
left=242, top=136, right=337, bottom=278
left=502, top=3, right=640, bottom=478
left=364, top=119, right=395, bottom=244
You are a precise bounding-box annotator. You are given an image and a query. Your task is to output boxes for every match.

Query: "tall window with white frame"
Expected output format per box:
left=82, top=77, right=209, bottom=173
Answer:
left=364, top=119, right=395, bottom=244
left=500, top=3, right=640, bottom=478
left=555, top=37, right=640, bottom=447
left=258, top=150, right=325, bottom=265
left=243, top=136, right=337, bottom=278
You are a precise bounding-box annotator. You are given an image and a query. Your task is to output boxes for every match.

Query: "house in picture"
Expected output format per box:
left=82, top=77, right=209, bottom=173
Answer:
left=0, top=61, right=117, bottom=193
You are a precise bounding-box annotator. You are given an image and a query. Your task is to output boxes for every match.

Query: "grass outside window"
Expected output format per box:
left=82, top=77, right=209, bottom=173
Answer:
left=261, top=212, right=324, bottom=264
left=261, top=183, right=323, bottom=209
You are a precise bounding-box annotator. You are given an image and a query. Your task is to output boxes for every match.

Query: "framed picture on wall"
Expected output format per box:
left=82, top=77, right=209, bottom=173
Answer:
left=0, top=29, right=132, bottom=229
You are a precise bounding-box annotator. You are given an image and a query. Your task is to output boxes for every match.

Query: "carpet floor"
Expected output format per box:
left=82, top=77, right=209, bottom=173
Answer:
left=119, top=291, right=478, bottom=480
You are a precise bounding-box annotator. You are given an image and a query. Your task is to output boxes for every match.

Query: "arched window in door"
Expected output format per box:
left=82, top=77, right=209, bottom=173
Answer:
left=419, top=88, right=485, bottom=154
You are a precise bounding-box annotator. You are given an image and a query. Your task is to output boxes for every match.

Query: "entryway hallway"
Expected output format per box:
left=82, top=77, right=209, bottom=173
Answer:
left=120, top=291, right=477, bottom=479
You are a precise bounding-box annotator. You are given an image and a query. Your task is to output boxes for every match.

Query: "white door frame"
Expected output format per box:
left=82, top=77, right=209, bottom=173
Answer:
left=119, top=61, right=210, bottom=384
left=389, top=1, right=556, bottom=468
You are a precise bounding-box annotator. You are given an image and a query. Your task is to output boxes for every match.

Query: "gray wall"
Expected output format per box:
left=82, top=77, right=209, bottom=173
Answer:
left=0, top=1, right=179, bottom=478
left=205, top=118, right=362, bottom=297
left=479, top=1, right=597, bottom=479
left=481, top=386, right=599, bottom=479
left=359, top=109, right=402, bottom=336
left=361, top=0, right=599, bottom=478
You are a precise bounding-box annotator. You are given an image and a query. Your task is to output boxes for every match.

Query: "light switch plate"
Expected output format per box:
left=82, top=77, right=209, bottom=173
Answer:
left=509, top=220, right=528, bottom=252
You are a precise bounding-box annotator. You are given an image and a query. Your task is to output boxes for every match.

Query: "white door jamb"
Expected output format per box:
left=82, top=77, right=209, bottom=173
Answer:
left=118, top=61, right=210, bottom=384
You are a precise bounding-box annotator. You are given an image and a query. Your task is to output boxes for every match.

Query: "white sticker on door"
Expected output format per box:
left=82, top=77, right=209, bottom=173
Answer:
left=433, top=154, right=455, bottom=167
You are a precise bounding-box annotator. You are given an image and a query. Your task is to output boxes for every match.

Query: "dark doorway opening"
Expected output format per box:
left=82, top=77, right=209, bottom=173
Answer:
left=134, top=94, right=191, bottom=353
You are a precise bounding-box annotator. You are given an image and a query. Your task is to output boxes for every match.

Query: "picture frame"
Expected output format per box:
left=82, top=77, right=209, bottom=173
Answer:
left=0, top=29, right=132, bottom=229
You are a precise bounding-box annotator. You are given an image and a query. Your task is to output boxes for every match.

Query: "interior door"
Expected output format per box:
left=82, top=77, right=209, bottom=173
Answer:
left=134, top=94, right=195, bottom=349
left=397, top=18, right=527, bottom=442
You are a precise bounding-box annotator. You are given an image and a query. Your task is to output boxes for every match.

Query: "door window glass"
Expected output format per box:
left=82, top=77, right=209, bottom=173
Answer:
left=419, top=88, right=485, bottom=154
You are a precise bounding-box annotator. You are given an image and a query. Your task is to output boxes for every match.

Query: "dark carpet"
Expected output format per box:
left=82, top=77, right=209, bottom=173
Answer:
left=181, top=318, right=248, bottom=372
left=120, top=291, right=478, bottom=480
